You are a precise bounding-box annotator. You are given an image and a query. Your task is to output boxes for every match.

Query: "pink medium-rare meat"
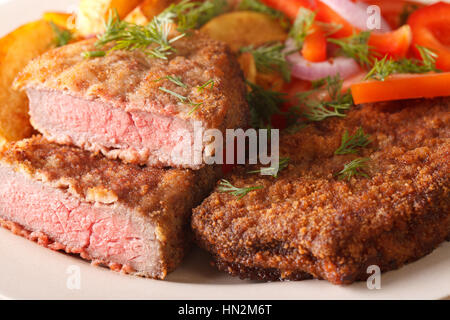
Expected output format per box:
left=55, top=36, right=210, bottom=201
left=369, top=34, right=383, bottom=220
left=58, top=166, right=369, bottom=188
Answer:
left=0, top=136, right=219, bottom=279
left=13, top=33, right=249, bottom=169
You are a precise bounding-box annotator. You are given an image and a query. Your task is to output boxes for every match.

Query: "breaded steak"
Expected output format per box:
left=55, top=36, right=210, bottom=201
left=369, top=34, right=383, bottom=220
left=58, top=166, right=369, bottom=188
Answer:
left=192, top=98, right=450, bottom=284
left=13, top=32, right=248, bottom=169
left=0, top=136, right=219, bottom=279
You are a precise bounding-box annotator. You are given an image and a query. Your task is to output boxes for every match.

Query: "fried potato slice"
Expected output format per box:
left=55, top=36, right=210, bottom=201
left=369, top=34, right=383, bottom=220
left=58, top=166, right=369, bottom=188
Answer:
left=238, top=52, right=257, bottom=84
left=0, top=20, right=55, bottom=146
left=76, top=0, right=142, bottom=35
left=200, top=11, right=287, bottom=52
left=125, top=0, right=178, bottom=25
left=124, top=6, right=150, bottom=25
left=43, top=12, right=76, bottom=30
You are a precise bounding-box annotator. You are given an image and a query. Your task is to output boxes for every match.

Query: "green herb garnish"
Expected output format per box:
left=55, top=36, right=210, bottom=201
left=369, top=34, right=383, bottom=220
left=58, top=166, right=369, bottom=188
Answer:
left=297, top=75, right=353, bottom=122
left=315, top=21, right=343, bottom=36
left=158, top=86, right=187, bottom=101
left=174, top=0, right=229, bottom=32
left=50, top=22, right=72, bottom=47
left=240, top=42, right=290, bottom=81
left=365, top=45, right=438, bottom=81
left=197, top=79, right=215, bottom=92
left=284, top=122, right=307, bottom=134
left=238, top=0, right=290, bottom=28
left=336, top=157, right=370, bottom=181
left=81, top=51, right=106, bottom=58
left=328, top=31, right=374, bottom=67
left=88, top=0, right=227, bottom=60
left=158, top=86, right=203, bottom=114
left=93, top=9, right=183, bottom=59
left=187, top=101, right=204, bottom=115
left=217, top=179, right=263, bottom=199
left=335, top=127, right=371, bottom=155
left=246, top=81, right=287, bottom=129
left=154, top=75, right=187, bottom=88
left=289, top=8, right=316, bottom=49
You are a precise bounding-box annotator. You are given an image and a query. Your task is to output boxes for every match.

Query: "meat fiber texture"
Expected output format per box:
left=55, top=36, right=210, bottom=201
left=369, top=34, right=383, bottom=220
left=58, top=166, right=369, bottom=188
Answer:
left=13, top=33, right=248, bottom=169
left=192, top=98, right=450, bottom=284
left=0, top=136, right=219, bottom=279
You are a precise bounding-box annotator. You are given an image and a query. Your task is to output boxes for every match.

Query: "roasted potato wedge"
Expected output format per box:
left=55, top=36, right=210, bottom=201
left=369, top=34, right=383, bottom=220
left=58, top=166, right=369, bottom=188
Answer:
left=43, top=12, right=76, bottom=30
left=76, top=0, right=142, bottom=35
left=0, top=20, right=55, bottom=146
left=200, top=11, right=287, bottom=52
left=124, top=6, right=150, bottom=25
left=125, top=0, right=178, bottom=25
left=238, top=52, right=257, bottom=84
left=239, top=52, right=285, bottom=90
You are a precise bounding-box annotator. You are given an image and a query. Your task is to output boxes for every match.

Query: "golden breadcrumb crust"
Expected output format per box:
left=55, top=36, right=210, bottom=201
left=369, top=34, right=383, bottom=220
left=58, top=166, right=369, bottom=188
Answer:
left=14, top=33, right=248, bottom=130
left=192, top=98, right=450, bottom=284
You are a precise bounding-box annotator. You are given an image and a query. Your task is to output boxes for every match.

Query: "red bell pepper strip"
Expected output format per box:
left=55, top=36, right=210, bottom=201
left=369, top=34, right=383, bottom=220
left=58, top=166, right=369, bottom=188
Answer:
left=369, top=25, right=412, bottom=59
left=357, top=0, right=422, bottom=29
left=408, top=2, right=450, bottom=71
left=260, top=0, right=316, bottom=19
left=351, top=73, right=450, bottom=104
left=302, top=25, right=327, bottom=62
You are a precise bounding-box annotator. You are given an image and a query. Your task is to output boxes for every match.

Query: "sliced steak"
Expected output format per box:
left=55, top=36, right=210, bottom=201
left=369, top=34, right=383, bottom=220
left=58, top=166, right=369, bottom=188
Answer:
left=0, top=136, right=219, bottom=279
left=13, top=33, right=248, bottom=169
left=192, top=98, right=450, bottom=285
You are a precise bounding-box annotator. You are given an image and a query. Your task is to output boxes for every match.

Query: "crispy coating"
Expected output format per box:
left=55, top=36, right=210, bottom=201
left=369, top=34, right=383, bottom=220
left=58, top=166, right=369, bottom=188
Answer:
left=192, top=98, right=450, bottom=284
left=13, top=32, right=248, bottom=130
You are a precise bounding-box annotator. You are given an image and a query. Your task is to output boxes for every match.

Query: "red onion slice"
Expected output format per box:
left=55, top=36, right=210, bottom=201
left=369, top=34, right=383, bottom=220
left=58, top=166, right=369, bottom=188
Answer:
left=285, top=39, right=361, bottom=81
left=320, top=0, right=391, bottom=33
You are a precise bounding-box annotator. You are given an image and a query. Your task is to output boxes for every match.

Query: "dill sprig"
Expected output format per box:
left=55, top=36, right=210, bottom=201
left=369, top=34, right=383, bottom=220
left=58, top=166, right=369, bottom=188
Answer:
left=187, top=102, right=204, bottom=115
left=328, top=31, right=374, bottom=67
left=297, top=75, right=353, bottom=122
left=94, top=9, right=184, bottom=59
left=246, top=81, right=287, bottom=129
left=155, top=77, right=214, bottom=114
left=365, top=45, right=439, bottom=81
left=336, top=157, right=370, bottom=181
left=50, top=22, right=72, bottom=47
left=89, top=0, right=227, bottom=60
left=284, top=122, right=307, bottom=134
left=238, top=0, right=283, bottom=19
left=81, top=51, right=106, bottom=59
left=174, top=0, right=229, bottom=32
left=197, top=79, right=215, bottom=92
left=315, top=21, right=343, bottom=36
left=248, top=157, right=290, bottom=177
left=154, top=75, right=187, bottom=88
left=158, top=86, right=203, bottom=114
left=289, top=8, right=316, bottom=49
left=238, top=0, right=290, bottom=28
left=217, top=179, right=263, bottom=199
left=240, top=42, right=291, bottom=81
left=335, top=127, right=371, bottom=155
left=158, top=86, right=186, bottom=101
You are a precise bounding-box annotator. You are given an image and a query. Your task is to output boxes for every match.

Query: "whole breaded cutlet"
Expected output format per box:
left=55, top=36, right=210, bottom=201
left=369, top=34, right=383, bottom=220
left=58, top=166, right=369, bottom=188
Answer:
left=192, top=98, right=450, bottom=285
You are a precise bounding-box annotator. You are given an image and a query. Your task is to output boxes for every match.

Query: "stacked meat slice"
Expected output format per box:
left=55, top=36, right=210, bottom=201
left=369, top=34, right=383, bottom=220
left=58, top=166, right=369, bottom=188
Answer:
left=0, top=32, right=248, bottom=279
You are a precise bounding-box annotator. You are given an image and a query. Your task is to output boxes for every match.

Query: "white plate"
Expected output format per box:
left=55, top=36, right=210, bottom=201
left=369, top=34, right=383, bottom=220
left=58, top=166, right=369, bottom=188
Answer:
left=0, top=0, right=449, bottom=300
